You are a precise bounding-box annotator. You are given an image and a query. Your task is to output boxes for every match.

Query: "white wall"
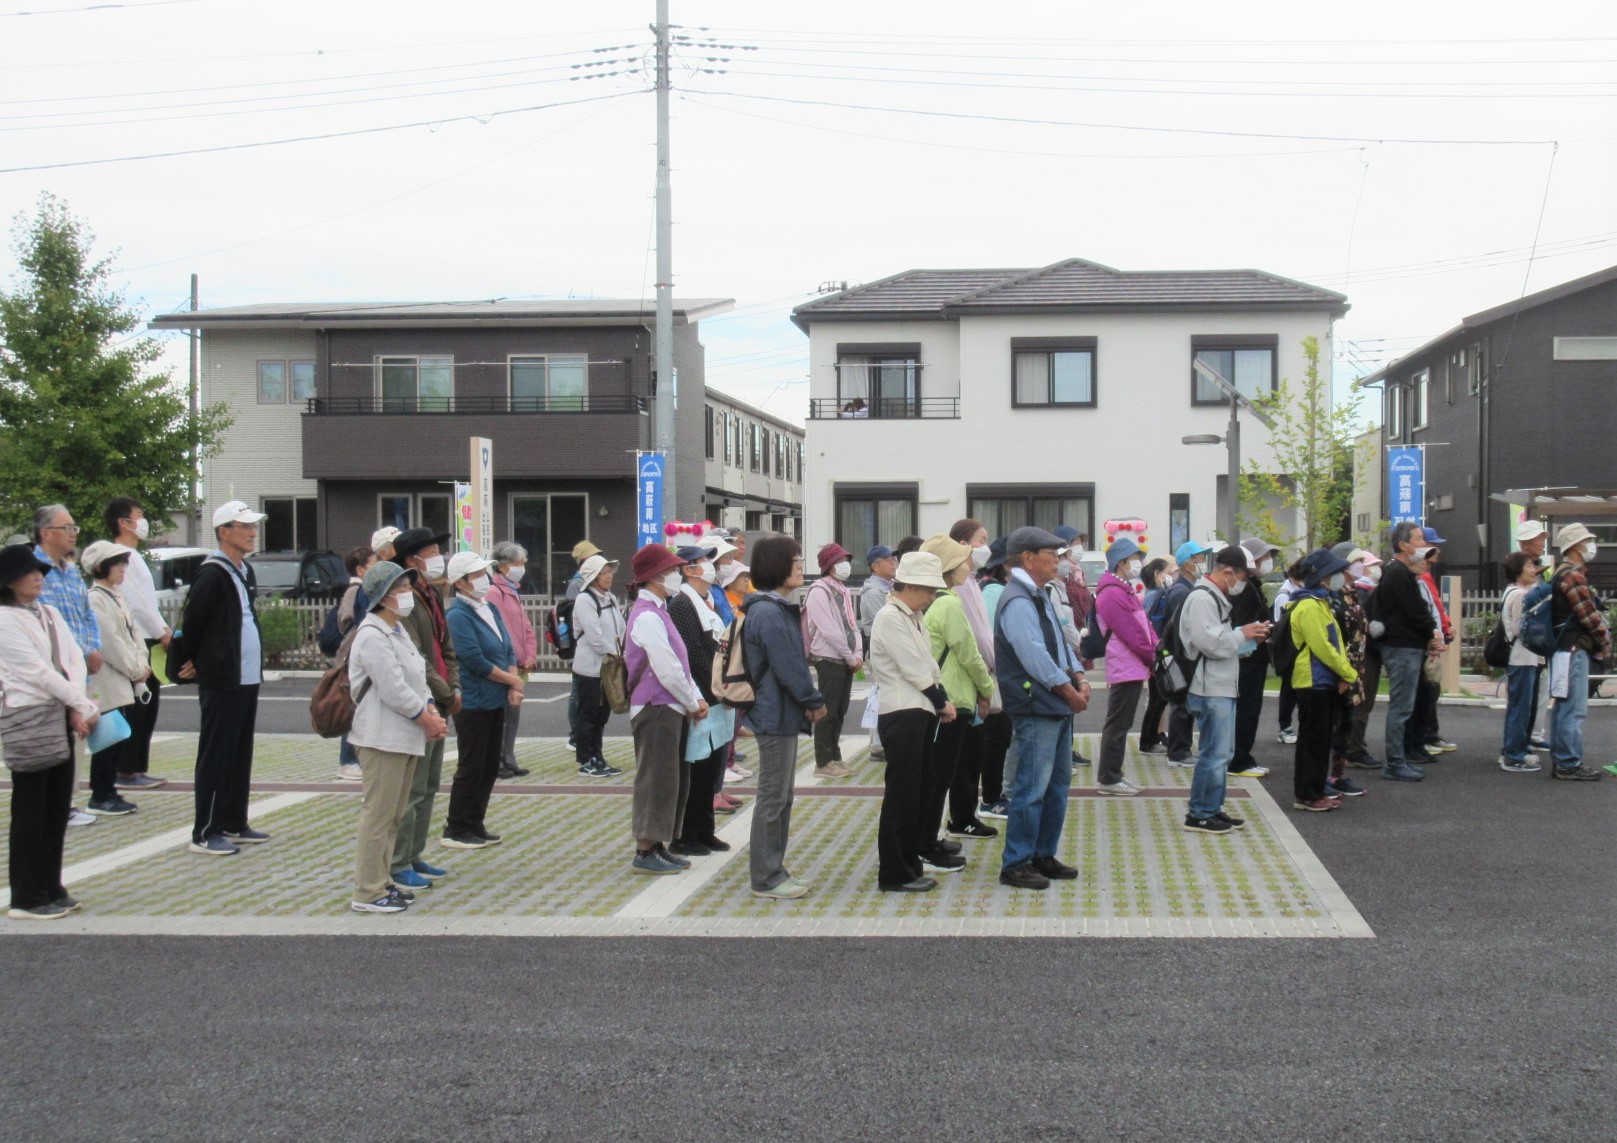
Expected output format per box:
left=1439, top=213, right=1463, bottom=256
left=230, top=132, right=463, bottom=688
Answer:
left=803, top=310, right=1332, bottom=555
left=201, top=330, right=320, bottom=542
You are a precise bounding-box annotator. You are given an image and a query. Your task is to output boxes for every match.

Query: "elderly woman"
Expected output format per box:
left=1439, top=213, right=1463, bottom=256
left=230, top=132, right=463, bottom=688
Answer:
left=920, top=534, right=993, bottom=863
left=348, top=561, right=449, bottom=913
left=871, top=551, right=957, bottom=893
left=571, top=553, right=625, bottom=778
left=1285, top=549, right=1358, bottom=813
left=487, top=541, right=538, bottom=780
left=0, top=545, right=99, bottom=920
left=81, top=541, right=152, bottom=818
left=441, top=552, right=521, bottom=850
left=667, top=545, right=737, bottom=857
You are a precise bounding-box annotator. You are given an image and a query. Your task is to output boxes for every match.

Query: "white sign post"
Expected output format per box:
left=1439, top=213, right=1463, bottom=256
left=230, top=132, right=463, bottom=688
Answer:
left=470, top=437, right=493, bottom=556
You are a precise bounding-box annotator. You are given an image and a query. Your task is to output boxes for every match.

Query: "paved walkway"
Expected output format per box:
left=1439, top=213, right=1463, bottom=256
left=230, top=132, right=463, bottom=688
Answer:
left=1, top=732, right=1370, bottom=939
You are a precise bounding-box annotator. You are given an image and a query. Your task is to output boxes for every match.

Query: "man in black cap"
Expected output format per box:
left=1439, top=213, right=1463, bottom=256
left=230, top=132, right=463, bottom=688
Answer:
left=993, top=526, right=1089, bottom=890
left=386, top=527, right=460, bottom=891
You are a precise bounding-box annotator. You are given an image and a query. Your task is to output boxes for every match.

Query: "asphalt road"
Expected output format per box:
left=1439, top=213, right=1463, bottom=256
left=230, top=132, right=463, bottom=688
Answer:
left=5, top=704, right=1613, bottom=1140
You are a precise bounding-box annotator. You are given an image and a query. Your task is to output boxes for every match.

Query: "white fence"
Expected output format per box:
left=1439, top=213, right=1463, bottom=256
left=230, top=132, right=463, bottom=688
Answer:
left=160, top=596, right=570, bottom=673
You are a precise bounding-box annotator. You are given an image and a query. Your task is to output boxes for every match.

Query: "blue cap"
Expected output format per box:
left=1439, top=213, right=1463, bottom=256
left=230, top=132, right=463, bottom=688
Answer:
left=1174, top=539, right=1216, bottom=565
left=985, top=536, right=1008, bottom=570
left=1421, top=526, right=1447, bottom=545
left=1052, top=525, right=1083, bottom=545
left=1105, top=537, right=1141, bottom=571
left=866, top=544, right=894, bottom=565
left=1299, top=547, right=1351, bottom=589
left=675, top=545, right=714, bottom=564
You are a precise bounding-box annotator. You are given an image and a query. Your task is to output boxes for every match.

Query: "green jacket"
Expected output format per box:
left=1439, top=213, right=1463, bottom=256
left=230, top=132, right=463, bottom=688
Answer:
left=1287, top=595, right=1358, bottom=690
left=925, top=590, right=993, bottom=709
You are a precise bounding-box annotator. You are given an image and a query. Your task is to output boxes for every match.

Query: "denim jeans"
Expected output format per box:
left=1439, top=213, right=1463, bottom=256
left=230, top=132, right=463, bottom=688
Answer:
left=1000, top=713, right=1074, bottom=872
left=339, top=732, right=358, bottom=767
left=1550, top=649, right=1590, bottom=770
left=1184, top=693, right=1234, bottom=819
left=1501, top=664, right=1539, bottom=762
left=1379, top=645, right=1425, bottom=769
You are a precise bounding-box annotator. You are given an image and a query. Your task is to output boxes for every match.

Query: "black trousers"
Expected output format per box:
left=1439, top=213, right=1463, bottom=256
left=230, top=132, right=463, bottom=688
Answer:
left=923, top=716, right=966, bottom=850
left=446, top=706, right=506, bottom=836
left=1409, top=673, right=1439, bottom=754
left=877, top=709, right=934, bottom=888
left=1139, top=680, right=1168, bottom=749
left=1278, top=675, right=1297, bottom=732
left=680, top=741, right=725, bottom=843
left=1293, top=688, right=1336, bottom=802
left=1346, top=643, right=1382, bottom=761
left=193, top=684, right=259, bottom=843
left=9, top=756, right=73, bottom=910
left=1099, top=680, right=1143, bottom=786
left=949, top=717, right=994, bottom=827
left=1166, top=700, right=1195, bottom=761
left=119, top=642, right=161, bottom=774
left=812, top=659, right=854, bottom=765
left=573, top=673, right=611, bottom=766
left=977, top=712, right=1010, bottom=804
left=1232, top=655, right=1269, bottom=769
left=88, top=703, right=133, bottom=802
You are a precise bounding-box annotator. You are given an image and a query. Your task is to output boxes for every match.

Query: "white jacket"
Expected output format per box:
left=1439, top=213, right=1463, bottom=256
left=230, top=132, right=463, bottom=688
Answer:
left=869, top=595, right=944, bottom=715
left=0, top=603, right=97, bottom=719
left=88, top=583, right=150, bottom=711
left=348, top=614, right=430, bottom=755
left=572, top=587, right=626, bottom=679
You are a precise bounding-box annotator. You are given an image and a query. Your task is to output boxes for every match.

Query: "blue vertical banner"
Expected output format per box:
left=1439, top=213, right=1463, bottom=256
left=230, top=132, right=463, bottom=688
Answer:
left=637, top=451, right=666, bottom=549
left=1387, top=446, right=1424, bottom=525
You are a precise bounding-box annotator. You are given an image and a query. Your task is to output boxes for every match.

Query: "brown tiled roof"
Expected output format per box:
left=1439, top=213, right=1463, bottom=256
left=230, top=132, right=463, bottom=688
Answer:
left=792, top=258, right=1346, bottom=325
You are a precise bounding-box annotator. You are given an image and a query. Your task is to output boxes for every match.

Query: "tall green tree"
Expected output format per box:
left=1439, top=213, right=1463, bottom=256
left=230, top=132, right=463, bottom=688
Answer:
left=1238, top=335, right=1362, bottom=552
left=0, top=194, right=229, bottom=540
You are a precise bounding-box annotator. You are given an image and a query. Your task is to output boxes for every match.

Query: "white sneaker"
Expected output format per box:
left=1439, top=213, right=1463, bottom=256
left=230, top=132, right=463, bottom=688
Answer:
left=1096, top=780, right=1140, bottom=796
left=1277, top=728, right=1298, bottom=745
left=66, top=808, right=96, bottom=827
left=723, top=767, right=746, bottom=784
left=337, top=763, right=363, bottom=781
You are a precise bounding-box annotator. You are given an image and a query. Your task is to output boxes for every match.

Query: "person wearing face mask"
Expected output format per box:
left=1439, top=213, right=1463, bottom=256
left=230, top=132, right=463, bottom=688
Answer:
left=103, top=497, right=171, bottom=793
left=667, top=545, right=737, bottom=856
left=1371, top=521, right=1440, bottom=782
left=1281, top=549, right=1359, bottom=812
left=1545, top=523, right=1609, bottom=781
left=1093, top=537, right=1157, bottom=796
left=347, top=561, right=449, bottom=913
left=1271, top=558, right=1309, bottom=747
left=440, top=552, right=520, bottom=851
left=1228, top=538, right=1282, bottom=780
left=1407, top=527, right=1458, bottom=759
left=919, top=534, right=991, bottom=866
left=487, top=541, right=537, bottom=780
left=333, top=544, right=378, bottom=782
left=624, top=544, right=710, bottom=875
left=858, top=545, right=897, bottom=761
left=385, top=528, right=460, bottom=889
left=947, top=519, right=1011, bottom=809
left=803, top=542, right=863, bottom=779
left=1051, top=526, right=1096, bottom=769
left=1178, top=545, right=1271, bottom=834
left=1342, top=550, right=1386, bottom=772
left=1319, top=546, right=1371, bottom=798
left=1162, top=540, right=1216, bottom=766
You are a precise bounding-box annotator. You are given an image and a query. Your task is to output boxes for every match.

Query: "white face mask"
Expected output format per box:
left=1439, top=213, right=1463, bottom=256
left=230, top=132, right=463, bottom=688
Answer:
left=1367, top=564, right=1383, bottom=584
left=1057, top=558, right=1073, bottom=578
left=132, top=517, right=150, bottom=541
left=468, top=574, right=492, bottom=600
left=1585, top=543, right=1599, bottom=562
left=505, top=565, right=526, bottom=587
left=1257, top=557, right=1273, bottom=576
left=1229, top=577, right=1248, bottom=596
left=1122, top=558, right=1141, bottom=579
left=391, top=591, right=415, bottom=617
left=1183, top=560, right=1201, bottom=580
left=970, top=545, right=991, bottom=569
left=659, top=570, right=684, bottom=594
left=422, top=554, right=446, bottom=580
left=1348, top=561, right=1364, bottom=579
left=698, top=561, right=717, bottom=584
left=832, top=561, right=851, bottom=581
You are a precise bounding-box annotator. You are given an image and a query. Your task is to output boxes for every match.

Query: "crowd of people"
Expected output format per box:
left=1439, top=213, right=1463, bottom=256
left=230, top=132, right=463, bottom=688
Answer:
left=1, top=497, right=1606, bottom=918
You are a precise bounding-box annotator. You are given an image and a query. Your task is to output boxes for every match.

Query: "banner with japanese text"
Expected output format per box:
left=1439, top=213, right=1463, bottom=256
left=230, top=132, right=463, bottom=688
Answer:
left=637, top=451, right=665, bottom=549
left=1387, top=447, right=1423, bottom=526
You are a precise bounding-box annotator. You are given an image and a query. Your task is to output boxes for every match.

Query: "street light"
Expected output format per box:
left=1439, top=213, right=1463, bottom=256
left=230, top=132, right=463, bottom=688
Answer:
left=1187, top=359, right=1276, bottom=545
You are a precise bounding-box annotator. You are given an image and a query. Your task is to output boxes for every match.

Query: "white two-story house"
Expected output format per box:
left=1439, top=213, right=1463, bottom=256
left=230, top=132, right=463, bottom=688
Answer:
left=793, top=258, right=1349, bottom=570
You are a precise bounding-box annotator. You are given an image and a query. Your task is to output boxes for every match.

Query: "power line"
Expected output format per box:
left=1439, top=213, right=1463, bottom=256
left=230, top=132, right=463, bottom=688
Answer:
left=0, top=89, right=644, bottom=173
left=0, top=0, right=199, bottom=15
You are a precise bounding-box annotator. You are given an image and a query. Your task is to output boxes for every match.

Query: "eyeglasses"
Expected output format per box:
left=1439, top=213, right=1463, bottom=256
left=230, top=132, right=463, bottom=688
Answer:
left=43, top=524, right=79, bottom=535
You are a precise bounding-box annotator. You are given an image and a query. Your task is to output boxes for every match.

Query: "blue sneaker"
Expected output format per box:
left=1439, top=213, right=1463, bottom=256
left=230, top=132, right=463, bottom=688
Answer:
left=391, top=868, right=432, bottom=890
left=1325, top=777, right=1366, bottom=797
left=223, top=826, right=270, bottom=844
left=1382, top=763, right=1425, bottom=782
left=412, top=861, right=448, bottom=880
left=187, top=835, right=240, bottom=856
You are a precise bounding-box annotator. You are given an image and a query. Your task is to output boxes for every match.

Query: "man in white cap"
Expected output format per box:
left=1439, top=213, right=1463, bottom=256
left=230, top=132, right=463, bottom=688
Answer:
left=1514, top=519, right=1551, bottom=748
left=169, top=500, right=269, bottom=856
left=1546, top=523, right=1608, bottom=781
left=370, top=526, right=402, bottom=563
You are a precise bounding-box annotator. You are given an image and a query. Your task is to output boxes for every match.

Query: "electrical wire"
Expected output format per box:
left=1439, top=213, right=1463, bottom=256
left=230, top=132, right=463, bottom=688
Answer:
left=0, top=0, right=200, bottom=15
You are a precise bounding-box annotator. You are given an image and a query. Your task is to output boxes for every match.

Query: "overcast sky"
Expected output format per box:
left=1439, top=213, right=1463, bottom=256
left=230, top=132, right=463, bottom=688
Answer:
left=2, top=0, right=1614, bottom=426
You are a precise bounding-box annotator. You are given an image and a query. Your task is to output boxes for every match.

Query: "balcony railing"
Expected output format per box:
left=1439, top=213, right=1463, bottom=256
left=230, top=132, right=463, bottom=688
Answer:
left=808, top=397, right=959, bottom=420
left=305, top=395, right=647, bottom=415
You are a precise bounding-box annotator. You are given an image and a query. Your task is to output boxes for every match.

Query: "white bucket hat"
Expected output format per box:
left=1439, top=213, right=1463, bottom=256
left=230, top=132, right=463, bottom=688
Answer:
left=578, top=553, right=619, bottom=590
left=894, top=551, right=947, bottom=589
left=1554, top=522, right=1595, bottom=552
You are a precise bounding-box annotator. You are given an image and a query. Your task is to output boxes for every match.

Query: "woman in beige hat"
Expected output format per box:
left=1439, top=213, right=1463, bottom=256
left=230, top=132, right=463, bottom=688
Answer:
left=80, top=541, right=151, bottom=818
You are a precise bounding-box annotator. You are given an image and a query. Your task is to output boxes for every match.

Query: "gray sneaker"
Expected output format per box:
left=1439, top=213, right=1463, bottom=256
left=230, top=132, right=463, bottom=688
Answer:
left=7, top=903, right=68, bottom=920
left=1096, top=780, right=1141, bottom=796
left=1498, top=754, right=1542, bottom=774
left=632, top=848, right=685, bottom=875
left=751, top=878, right=809, bottom=900
left=187, top=835, right=240, bottom=856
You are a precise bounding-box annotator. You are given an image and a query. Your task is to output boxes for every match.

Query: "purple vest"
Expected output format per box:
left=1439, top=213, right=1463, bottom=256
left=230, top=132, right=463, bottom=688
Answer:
left=625, top=594, right=692, bottom=708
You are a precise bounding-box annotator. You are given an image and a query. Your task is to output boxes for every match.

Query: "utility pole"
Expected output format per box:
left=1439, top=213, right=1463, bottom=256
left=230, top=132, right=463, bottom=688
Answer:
left=652, top=0, right=677, bottom=510
left=186, top=272, right=199, bottom=546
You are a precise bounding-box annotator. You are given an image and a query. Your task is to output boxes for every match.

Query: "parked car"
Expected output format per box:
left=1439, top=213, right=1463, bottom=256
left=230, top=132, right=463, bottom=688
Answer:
left=148, top=546, right=211, bottom=608
left=247, top=550, right=347, bottom=602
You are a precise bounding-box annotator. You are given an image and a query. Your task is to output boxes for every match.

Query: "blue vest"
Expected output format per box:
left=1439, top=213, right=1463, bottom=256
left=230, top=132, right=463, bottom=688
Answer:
left=993, top=574, right=1070, bottom=718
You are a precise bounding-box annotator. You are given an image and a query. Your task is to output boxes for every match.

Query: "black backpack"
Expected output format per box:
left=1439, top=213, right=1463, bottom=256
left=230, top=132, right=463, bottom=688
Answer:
left=1270, top=600, right=1301, bottom=681
left=1150, top=589, right=1200, bottom=703
left=1078, top=581, right=1123, bottom=660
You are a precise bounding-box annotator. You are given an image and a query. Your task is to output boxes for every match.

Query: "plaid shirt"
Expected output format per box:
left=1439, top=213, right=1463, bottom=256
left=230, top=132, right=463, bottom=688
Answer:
left=33, top=544, right=100, bottom=654
left=1553, top=561, right=1610, bottom=657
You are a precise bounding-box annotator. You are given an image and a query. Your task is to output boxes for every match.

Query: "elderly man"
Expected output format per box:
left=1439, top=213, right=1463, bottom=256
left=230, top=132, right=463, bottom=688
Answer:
left=1374, top=522, right=1440, bottom=783
left=103, top=497, right=172, bottom=792
left=1546, top=523, right=1608, bottom=781
left=1179, top=546, right=1272, bottom=834
left=169, top=501, right=269, bottom=855
left=1164, top=540, right=1216, bottom=765
left=1514, top=519, right=1552, bottom=750
left=34, top=505, right=105, bottom=826
left=1229, top=537, right=1281, bottom=780
left=993, top=526, right=1089, bottom=890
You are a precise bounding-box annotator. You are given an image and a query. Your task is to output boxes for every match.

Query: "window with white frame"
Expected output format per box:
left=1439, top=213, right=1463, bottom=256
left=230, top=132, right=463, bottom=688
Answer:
left=509, top=354, right=588, bottom=410
left=290, top=360, right=316, bottom=402
left=1553, top=337, right=1617, bottom=361
left=1412, top=369, right=1430, bottom=430
left=704, top=405, right=715, bottom=459
left=1386, top=384, right=1403, bottom=438
left=378, top=356, right=453, bottom=412
left=257, top=361, right=287, bottom=404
